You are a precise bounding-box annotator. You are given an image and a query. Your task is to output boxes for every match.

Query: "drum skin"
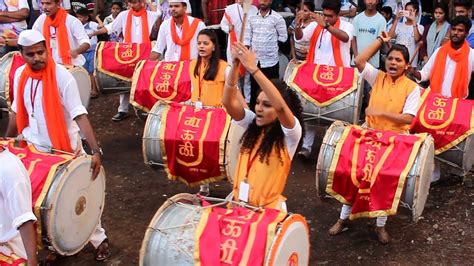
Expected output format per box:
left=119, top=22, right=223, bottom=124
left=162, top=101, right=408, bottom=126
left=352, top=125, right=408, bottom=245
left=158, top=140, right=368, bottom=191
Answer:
left=139, top=193, right=310, bottom=266
left=436, top=134, right=474, bottom=173
left=315, top=121, right=435, bottom=222
left=94, top=71, right=131, bottom=94
left=0, top=51, right=19, bottom=111
left=41, top=156, right=106, bottom=256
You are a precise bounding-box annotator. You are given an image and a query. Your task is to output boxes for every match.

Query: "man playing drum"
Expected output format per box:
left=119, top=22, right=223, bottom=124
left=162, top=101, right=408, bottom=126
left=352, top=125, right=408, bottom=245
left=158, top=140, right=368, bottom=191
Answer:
left=5, top=30, right=110, bottom=261
left=329, top=32, right=421, bottom=244
left=0, top=144, right=38, bottom=265
left=294, top=0, right=353, bottom=158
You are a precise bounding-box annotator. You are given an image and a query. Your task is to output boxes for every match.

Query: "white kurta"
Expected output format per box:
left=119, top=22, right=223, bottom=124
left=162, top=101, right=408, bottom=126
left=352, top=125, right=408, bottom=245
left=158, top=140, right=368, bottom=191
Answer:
left=11, top=64, right=88, bottom=152
left=32, top=14, right=91, bottom=66
left=0, top=149, right=37, bottom=260
left=152, top=16, right=205, bottom=61
left=105, top=10, right=158, bottom=44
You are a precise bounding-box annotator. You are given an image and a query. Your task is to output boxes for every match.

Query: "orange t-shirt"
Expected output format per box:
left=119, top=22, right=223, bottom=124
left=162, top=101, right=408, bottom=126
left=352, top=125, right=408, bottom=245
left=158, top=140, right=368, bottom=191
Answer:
left=189, top=59, right=228, bottom=107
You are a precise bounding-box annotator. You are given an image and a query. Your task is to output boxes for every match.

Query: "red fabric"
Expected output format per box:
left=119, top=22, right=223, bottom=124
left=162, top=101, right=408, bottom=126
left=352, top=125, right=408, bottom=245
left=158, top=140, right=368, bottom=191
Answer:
left=223, top=12, right=246, bottom=76
left=162, top=102, right=230, bottom=186
left=125, top=7, right=150, bottom=43
left=0, top=253, right=26, bottom=266
left=7, top=53, right=26, bottom=106
left=306, top=19, right=343, bottom=66
left=410, top=90, right=474, bottom=154
left=130, top=60, right=192, bottom=112
left=206, top=0, right=233, bottom=25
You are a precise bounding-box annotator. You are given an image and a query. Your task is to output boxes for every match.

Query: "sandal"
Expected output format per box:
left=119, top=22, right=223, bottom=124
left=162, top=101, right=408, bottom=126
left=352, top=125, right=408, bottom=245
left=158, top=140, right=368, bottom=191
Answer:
left=328, top=219, right=348, bottom=235
left=95, top=238, right=111, bottom=261
left=375, top=226, right=391, bottom=244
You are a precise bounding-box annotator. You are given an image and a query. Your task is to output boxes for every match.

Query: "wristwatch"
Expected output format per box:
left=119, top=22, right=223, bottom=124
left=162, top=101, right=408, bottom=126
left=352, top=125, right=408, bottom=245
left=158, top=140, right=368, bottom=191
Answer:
left=324, top=22, right=331, bottom=29
left=91, top=147, right=103, bottom=156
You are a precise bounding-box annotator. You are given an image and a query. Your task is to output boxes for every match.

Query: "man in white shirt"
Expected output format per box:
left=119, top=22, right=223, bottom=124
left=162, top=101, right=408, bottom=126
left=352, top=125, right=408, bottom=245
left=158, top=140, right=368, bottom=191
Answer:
left=32, top=0, right=91, bottom=67
left=0, top=0, right=29, bottom=57
left=0, top=145, right=38, bottom=265
left=91, top=0, right=159, bottom=121
left=149, top=0, right=205, bottom=61
left=6, top=30, right=110, bottom=262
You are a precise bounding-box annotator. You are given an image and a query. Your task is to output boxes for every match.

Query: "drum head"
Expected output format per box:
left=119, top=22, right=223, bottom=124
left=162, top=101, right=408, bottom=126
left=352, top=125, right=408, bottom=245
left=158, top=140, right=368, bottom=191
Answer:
left=69, top=66, right=91, bottom=109
left=225, top=123, right=245, bottom=183
left=142, top=102, right=168, bottom=166
left=283, top=61, right=297, bottom=85
left=139, top=193, right=201, bottom=266
left=265, top=214, right=310, bottom=266
left=278, top=53, right=289, bottom=80
left=0, top=52, right=21, bottom=111
left=43, top=156, right=106, bottom=255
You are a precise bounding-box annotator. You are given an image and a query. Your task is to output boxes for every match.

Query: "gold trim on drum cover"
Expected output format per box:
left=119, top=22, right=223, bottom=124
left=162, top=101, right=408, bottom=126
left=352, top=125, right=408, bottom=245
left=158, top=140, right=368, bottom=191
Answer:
left=287, top=62, right=359, bottom=108
left=193, top=207, right=211, bottom=266
left=432, top=108, right=474, bottom=155
left=175, top=106, right=207, bottom=167
left=239, top=211, right=265, bottom=265
left=149, top=61, right=184, bottom=101
left=95, top=41, right=133, bottom=81
left=419, top=98, right=458, bottom=130
left=114, top=43, right=141, bottom=64
left=4, top=51, right=22, bottom=108
left=220, top=114, right=232, bottom=180
left=130, top=60, right=150, bottom=112
left=264, top=211, right=287, bottom=261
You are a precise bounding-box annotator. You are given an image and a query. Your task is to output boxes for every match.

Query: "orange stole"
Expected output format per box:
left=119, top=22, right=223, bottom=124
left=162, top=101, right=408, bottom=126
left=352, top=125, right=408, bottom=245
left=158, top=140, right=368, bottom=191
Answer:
left=160, top=102, right=231, bottom=186
left=233, top=136, right=291, bottom=209
left=0, top=253, right=26, bottom=266
left=326, top=126, right=427, bottom=219
left=95, top=41, right=153, bottom=81
left=0, top=140, right=74, bottom=248
left=189, top=59, right=227, bottom=107
left=5, top=52, right=26, bottom=106
left=288, top=63, right=358, bottom=107
left=410, top=90, right=474, bottom=154
left=195, top=203, right=286, bottom=266
left=130, top=60, right=192, bottom=112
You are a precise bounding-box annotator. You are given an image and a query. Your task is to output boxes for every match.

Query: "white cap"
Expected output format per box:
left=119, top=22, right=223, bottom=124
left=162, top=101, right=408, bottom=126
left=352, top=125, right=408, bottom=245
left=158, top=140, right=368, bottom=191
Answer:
left=168, top=0, right=187, bottom=4
left=17, top=30, right=45, bottom=47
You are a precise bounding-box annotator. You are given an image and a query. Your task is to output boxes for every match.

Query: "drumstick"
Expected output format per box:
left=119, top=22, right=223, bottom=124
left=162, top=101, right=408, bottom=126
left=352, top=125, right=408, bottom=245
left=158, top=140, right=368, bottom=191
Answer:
left=300, top=0, right=305, bottom=10
left=409, top=41, right=423, bottom=66
left=14, top=135, right=77, bottom=156
left=239, top=0, right=252, bottom=43
left=96, top=15, right=104, bottom=28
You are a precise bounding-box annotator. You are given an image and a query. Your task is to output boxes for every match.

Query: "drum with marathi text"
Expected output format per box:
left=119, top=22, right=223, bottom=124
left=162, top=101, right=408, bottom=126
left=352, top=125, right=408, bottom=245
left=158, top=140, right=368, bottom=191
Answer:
left=316, top=121, right=435, bottom=221
left=284, top=62, right=363, bottom=124
left=139, top=193, right=310, bottom=266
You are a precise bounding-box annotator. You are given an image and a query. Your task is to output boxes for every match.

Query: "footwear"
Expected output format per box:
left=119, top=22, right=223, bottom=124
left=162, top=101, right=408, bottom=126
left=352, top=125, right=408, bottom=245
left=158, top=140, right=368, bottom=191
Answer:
left=328, top=219, right=348, bottom=235
left=95, top=239, right=111, bottom=261
left=112, top=112, right=128, bottom=122
left=375, top=226, right=391, bottom=244
left=90, top=92, right=99, bottom=99
left=298, top=148, right=311, bottom=159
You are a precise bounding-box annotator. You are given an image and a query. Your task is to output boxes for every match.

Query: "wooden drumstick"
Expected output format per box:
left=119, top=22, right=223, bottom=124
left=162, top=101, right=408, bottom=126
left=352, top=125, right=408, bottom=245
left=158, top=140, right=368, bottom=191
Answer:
left=409, top=41, right=423, bottom=66
left=96, top=15, right=104, bottom=28
left=239, top=0, right=252, bottom=43
left=300, top=0, right=305, bottom=10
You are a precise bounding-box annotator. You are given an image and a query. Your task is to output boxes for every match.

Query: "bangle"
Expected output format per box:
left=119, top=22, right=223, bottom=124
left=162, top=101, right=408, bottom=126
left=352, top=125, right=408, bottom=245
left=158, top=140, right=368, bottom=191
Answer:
left=376, top=36, right=384, bottom=44
left=250, top=68, right=260, bottom=76
left=225, top=82, right=237, bottom=87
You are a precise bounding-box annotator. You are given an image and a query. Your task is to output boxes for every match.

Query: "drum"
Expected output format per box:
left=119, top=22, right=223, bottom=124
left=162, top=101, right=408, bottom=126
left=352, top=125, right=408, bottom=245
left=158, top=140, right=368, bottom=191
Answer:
left=284, top=62, right=363, bottom=124
left=436, top=134, right=474, bottom=174
left=94, top=71, right=131, bottom=94
left=0, top=51, right=21, bottom=112
left=40, top=155, right=106, bottom=255
left=139, top=193, right=310, bottom=266
left=316, top=121, right=435, bottom=221
left=142, top=102, right=244, bottom=183
left=67, top=66, right=91, bottom=110
left=278, top=52, right=289, bottom=80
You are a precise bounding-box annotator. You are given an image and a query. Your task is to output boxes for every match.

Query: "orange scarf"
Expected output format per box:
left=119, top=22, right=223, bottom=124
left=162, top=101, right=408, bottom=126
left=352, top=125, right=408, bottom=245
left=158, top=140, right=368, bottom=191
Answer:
left=306, top=19, right=343, bottom=66
left=125, top=7, right=150, bottom=43
left=43, top=8, right=71, bottom=65
left=224, top=12, right=246, bottom=76
left=430, top=41, right=470, bottom=98
left=170, top=16, right=201, bottom=61
left=16, top=58, right=73, bottom=152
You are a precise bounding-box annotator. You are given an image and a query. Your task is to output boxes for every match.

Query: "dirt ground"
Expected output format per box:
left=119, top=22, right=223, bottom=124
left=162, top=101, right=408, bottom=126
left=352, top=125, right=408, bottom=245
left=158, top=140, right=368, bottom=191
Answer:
left=0, top=94, right=473, bottom=265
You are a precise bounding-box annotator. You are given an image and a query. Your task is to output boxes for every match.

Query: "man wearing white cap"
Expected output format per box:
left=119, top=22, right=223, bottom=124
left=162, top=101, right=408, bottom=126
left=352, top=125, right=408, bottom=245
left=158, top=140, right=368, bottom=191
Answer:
left=149, top=0, right=205, bottom=61
left=90, top=0, right=159, bottom=122
left=31, top=0, right=90, bottom=67
left=5, top=30, right=110, bottom=262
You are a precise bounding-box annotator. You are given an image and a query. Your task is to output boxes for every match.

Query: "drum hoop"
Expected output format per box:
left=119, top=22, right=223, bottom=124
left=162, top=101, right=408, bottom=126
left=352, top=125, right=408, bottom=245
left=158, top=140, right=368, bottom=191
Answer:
left=142, top=101, right=165, bottom=165
left=2, top=51, right=22, bottom=109
left=44, top=156, right=106, bottom=255
left=463, top=134, right=474, bottom=170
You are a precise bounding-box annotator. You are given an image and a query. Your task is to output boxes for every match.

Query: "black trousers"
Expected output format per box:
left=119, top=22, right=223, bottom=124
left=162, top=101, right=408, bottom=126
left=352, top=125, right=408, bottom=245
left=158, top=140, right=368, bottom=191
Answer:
left=249, top=62, right=279, bottom=111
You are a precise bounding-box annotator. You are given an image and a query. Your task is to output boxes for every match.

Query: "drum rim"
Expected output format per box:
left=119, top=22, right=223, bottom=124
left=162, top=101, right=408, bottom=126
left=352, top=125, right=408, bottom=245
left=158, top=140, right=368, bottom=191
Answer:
left=42, top=156, right=106, bottom=256
left=462, top=134, right=474, bottom=171
left=224, top=123, right=245, bottom=184
left=0, top=51, right=23, bottom=109
left=68, top=66, right=91, bottom=109
left=142, top=101, right=168, bottom=166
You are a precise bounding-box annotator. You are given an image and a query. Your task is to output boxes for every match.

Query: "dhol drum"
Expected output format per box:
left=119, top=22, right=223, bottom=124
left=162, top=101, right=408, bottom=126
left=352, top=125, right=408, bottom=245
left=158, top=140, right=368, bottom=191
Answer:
left=0, top=51, right=22, bottom=112
left=142, top=102, right=245, bottom=183
left=67, top=66, right=91, bottom=109
left=139, top=193, right=310, bottom=266
left=316, top=121, right=435, bottom=221
left=436, top=135, right=474, bottom=174
left=279, top=52, right=289, bottom=80
left=94, top=71, right=131, bottom=94
left=284, top=62, right=363, bottom=124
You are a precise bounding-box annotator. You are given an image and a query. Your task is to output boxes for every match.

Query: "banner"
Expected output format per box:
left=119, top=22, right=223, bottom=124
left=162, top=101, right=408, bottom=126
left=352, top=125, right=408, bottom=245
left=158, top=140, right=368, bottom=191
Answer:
left=326, top=126, right=427, bottom=219
left=4, top=52, right=25, bottom=107
left=288, top=62, right=358, bottom=107
left=0, top=252, right=26, bottom=266
left=130, top=60, right=192, bottom=112
left=1, top=140, right=74, bottom=248
left=95, top=41, right=152, bottom=81
left=160, top=102, right=230, bottom=186
left=195, top=204, right=286, bottom=266
left=410, top=90, right=474, bottom=154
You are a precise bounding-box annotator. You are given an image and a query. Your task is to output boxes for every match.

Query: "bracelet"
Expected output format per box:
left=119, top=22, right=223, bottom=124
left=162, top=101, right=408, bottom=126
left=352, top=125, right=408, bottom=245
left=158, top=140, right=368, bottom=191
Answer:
left=225, top=82, right=237, bottom=87
left=250, top=68, right=260, bottom=76
left=376, top=36, right=384, bottom=44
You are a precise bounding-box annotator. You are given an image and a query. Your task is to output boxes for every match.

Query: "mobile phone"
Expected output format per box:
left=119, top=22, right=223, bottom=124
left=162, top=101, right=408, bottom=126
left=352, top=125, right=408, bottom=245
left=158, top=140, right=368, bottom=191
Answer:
left=402, top=10, right=410, bottom=17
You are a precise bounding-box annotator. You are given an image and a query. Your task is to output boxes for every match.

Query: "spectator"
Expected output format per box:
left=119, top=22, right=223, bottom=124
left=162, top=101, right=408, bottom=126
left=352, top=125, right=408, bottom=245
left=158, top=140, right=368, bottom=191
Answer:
left=103, top=1, right=124, bottom=42
left=420, top=2, right=449, bottom=64
left=288, top=0, right=314, bottom=62
left=0, top=0, right=29, bottom=57
left=381, top=5, right=394, bottom=31
left=453, top=0, right=474, bottom=48
left=340, top=0, right=356, bottom=23
left=70, top=0, right=94, bottom=14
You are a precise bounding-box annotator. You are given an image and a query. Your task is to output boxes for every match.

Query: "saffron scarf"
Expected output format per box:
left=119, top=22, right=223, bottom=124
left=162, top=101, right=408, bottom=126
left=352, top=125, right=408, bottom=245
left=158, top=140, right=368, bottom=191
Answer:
left=125, top=7, right=150, bottom=43
left=16, top=58, right=73, bottom=152
left=430, top=41, right=470, bottom=98
left=306, top=19, right=343, bottom=66
left=43, top=8, right=71, bottom=65
left=170, top=15, right=201, bottom=61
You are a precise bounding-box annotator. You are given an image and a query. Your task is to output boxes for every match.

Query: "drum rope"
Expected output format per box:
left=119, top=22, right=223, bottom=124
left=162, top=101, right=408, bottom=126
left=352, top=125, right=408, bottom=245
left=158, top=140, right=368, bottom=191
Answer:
left=148, top=228, right=194, bottom=260
left=13, top=135, right=77, bottom=156
left=399, top=201, right=413, bottom=211
left=435, top=156, right=464, bottom=171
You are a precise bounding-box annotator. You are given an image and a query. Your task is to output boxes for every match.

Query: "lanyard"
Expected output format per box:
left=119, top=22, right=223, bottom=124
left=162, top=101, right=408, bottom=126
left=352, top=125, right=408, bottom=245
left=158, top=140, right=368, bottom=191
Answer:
left=197, top=63, right=206, bottom=102
left=244, top=148, right=260, bottom=180
left=30, top=80, right=41, bottom=117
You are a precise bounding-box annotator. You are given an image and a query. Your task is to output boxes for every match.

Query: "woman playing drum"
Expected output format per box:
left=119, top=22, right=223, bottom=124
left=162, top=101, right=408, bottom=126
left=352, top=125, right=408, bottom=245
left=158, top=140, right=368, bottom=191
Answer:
left=223, top=41, right=304, bottom=211
left=329, top=32, right=422, bottom=244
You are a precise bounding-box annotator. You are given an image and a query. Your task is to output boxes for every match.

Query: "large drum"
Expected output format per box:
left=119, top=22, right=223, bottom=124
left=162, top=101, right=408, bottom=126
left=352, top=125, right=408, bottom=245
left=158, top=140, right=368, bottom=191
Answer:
left=67, top=66, right=91, bottom=110
left=142, top=102, right=244, bottom=183
left=94, top=71, right=131, bottom=94
left=437, top=135, right=474, bottom=174
left=40, top=155, right=106, bottom=255
left=284, top=62, right=363, bottom=124
left=139, top=193, right=310, bottom=266
left=316, top=121, right=435, bottom=221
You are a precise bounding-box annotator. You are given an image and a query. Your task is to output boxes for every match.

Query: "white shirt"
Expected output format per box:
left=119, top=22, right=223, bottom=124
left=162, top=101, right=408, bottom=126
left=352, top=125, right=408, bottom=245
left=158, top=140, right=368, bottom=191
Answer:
left=32, top=14, right=91, bottom=66
left=301, top=20, right=353, bottom=67
left=220, top=3, right=258, bottom=65
left=232, top=109, right=302, bottom=159
left=361, top=63, right=420, bottom=116
left=0, top=149, right=37, bottom=260
left=152, top=16, right=206, bottom=61
left=83, top=21, right=98, bottom=51
left=418, top=47, right=474, bottom=98
left=105, top=10, right=158, bottom=44
left=12, top=64, right=88, bottom=152
left=394, top=23, right=424, bottom=67
left=0, top=0, right=29, bottom=32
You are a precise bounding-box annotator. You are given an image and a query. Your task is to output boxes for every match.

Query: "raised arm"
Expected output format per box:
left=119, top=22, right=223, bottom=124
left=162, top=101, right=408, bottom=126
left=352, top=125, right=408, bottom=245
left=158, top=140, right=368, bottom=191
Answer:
left=354, top=32, right=390, bottom=72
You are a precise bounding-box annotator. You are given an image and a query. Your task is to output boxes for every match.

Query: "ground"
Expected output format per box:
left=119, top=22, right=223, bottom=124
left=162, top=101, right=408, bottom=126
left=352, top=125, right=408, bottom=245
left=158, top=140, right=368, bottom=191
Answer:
left=0, top=94, right=472, bottom=265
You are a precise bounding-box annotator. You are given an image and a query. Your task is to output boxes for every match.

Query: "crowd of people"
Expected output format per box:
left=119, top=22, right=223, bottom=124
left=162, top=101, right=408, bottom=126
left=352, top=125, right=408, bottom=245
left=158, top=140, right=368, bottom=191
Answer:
left=1, top=0, right=474, bottom=264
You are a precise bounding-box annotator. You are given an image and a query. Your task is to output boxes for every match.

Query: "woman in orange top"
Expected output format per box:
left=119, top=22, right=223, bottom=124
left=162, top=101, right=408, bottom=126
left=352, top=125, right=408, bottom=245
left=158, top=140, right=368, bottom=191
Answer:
left=223, top=42, right=304, bottom=211
left=329, top=32, right=422, bottom=244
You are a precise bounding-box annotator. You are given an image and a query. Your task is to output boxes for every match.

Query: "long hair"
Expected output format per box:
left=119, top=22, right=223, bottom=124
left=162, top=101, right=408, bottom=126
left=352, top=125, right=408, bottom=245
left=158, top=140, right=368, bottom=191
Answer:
left=193, top=29, right=221, bottom=81
left=240, top=79, right=304, bottom=163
